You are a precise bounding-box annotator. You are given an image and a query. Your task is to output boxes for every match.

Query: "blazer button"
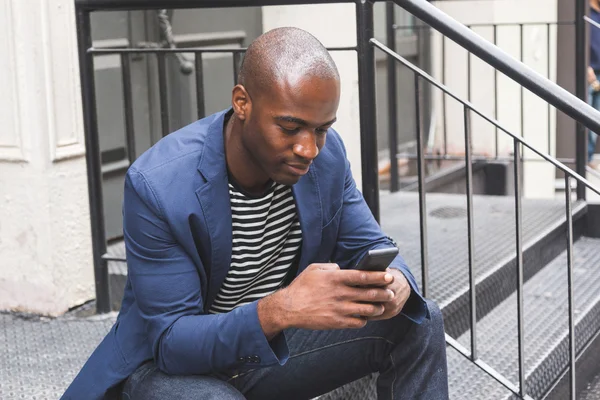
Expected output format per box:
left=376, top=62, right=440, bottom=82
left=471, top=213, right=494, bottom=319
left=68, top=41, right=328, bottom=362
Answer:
left=238, top=357, right=246, bottom=362
left=252, top=355, right=261, bottom=363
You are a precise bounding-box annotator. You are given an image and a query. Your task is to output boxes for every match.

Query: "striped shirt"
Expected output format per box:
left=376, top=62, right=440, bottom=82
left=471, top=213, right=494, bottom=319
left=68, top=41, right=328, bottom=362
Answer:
left=209, top=181, right=302, bottom=314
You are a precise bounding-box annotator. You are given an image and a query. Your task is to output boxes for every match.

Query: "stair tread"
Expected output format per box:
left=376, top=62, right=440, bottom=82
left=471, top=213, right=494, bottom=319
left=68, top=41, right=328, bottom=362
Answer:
left=379, top=192, right=584, bottom=309
left=581, top=371, right=600, bottom=400
left=448, top=236, right=600, bottom=400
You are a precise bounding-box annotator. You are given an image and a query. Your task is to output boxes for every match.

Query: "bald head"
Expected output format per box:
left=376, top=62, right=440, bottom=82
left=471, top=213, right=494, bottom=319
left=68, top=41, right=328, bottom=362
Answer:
left=238, top=27, right=340, bottom=98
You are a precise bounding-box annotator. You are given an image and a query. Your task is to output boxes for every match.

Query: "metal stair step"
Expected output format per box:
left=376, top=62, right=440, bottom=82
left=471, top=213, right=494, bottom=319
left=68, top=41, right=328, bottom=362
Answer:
left=580, top=372, right=600, bottom=400
left=379, top=192, right=586, bottom=338
left=447, top=236, right=600, bottom=400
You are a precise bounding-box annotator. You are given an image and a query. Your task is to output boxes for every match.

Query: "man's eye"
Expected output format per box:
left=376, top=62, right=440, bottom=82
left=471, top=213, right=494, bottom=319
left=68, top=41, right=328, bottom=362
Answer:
left=316, top=128, right=329, bottom=135
left=280, top=126, right=300, bottom=134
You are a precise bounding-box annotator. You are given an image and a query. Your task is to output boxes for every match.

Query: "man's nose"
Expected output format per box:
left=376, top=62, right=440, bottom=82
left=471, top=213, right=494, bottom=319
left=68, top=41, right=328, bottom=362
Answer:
left=293, top=133, right=319, bottom=160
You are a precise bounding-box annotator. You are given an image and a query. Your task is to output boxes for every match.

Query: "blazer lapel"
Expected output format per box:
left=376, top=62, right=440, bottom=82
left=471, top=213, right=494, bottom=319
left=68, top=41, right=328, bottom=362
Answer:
left=293, top=168, right=322, bottom=271
left=195, top=111, right=232, bottom=311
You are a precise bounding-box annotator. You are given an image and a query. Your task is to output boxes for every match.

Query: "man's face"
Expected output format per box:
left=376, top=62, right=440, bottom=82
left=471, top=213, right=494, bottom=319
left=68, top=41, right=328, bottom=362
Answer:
left=240, top=76, right=340, bottom=186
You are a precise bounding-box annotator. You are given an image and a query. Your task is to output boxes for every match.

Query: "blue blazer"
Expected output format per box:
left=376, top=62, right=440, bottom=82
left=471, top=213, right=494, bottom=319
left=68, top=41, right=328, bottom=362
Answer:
left=62, top=110, right=427, bottom=399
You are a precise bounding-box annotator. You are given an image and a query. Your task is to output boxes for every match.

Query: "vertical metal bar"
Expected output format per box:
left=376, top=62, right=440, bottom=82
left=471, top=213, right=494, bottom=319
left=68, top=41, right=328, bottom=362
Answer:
left=121, top=53, right=136, bottom=162
left=356, top=0, right=380, bottom=221
left=513, top=139, right=526, bottom=397
left=195, top=52, right=206, bottom=119
left=576, top=0, right=588, bottom=199
left=564, top=175, right=576, bottom=400
left=467, top=46, right=471, bottom=103
left=494, top=25, right=499, bottom=158
left=520, top=24, right=525, bottom=142
left=464, top=105, right=477, bottom=360
left=415, top=75, right=429, bottom=297
left=75, top=9, right=110, bottom=314
left=386, top=1, right=399, bottom=192
left=233, top=52, right=241, bottom=85
left=157, top=53, right=170, bottom=137
left=442, top=36, right=448, bottom=157
left=547, top=23, right=552, bottom=154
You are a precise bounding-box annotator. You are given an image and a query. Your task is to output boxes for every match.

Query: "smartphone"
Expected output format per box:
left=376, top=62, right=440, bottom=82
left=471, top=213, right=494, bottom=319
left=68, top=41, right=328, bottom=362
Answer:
left=354, top=247, right=399, bottom=272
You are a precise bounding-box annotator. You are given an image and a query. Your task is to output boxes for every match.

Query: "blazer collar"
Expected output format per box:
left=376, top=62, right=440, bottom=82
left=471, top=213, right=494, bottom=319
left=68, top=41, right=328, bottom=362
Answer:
left=197, top=109, right=230, bottom=182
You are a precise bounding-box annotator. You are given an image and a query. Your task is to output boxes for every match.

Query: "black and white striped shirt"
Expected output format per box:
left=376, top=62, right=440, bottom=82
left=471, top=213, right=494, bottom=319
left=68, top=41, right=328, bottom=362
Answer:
left=209, top=181, right=302, bottom=314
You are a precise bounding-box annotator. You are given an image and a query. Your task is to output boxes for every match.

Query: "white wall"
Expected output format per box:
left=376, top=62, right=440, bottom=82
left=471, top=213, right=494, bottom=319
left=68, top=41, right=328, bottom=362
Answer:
left=262, top=4, right=362, bottom=188
left=0, top=0, right=94, bottom=315
left=431, top=0, right=558, bottom=198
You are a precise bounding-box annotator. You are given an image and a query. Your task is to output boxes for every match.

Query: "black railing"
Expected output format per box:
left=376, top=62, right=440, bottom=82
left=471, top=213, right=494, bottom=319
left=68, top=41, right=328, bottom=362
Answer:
left=372, top=37, right=600, bottom=399
left=75, top=0, right=600, bottom=399
left=394, top=0, right=597, bottom=200
left=391, top=21, right=576, bottom=167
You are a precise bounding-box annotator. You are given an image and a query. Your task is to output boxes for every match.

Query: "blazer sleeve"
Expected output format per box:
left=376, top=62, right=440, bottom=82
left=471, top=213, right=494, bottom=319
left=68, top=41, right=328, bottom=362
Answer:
left=329, top=154, right=429, bottom=324
left=123, top=170, right=289, bottom=375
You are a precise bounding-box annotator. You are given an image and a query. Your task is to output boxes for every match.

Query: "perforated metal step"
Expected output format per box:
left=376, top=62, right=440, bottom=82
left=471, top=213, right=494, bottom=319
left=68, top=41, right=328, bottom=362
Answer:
left=580, top=372, right=600, bottom=400
left=447, top=237, right=600, bottom=400
left=0, top=312, right=116, bottom=399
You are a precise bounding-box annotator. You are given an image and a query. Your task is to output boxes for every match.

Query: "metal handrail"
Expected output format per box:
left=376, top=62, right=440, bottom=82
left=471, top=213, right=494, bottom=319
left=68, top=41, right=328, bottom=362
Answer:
left=372, top=37, right=596, bottom=400
left=75, top=0, right=353, bottom=10
left=372, top=39, right=600, bottom=196
left=392, top=0, right=600, bottom=135
left=394, top=0, right=591, bottom=200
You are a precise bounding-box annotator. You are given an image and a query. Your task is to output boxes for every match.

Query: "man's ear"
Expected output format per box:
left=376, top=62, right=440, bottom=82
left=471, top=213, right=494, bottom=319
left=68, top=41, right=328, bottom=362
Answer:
left=232, top=84, right=250, bottom=121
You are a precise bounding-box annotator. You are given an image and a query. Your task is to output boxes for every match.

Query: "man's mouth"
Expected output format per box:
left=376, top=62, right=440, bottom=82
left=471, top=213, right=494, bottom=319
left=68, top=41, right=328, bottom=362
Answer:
left=285, top=163, right=311, bottom=176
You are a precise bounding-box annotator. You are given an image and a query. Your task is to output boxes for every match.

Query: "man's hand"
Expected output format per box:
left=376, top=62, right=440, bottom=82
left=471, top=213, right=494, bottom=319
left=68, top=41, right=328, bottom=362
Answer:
left=367, top=268, right=411, bottom=321
left=588, top=66, right=597, bottom=85
left=257, top=263, right=395, bottom=337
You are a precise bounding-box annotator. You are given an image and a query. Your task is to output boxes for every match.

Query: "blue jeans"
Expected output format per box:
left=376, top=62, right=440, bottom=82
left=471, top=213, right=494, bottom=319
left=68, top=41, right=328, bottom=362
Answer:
left=121, top=299, right=448, bottom=400
left=589, top=86, right=600, bottom=162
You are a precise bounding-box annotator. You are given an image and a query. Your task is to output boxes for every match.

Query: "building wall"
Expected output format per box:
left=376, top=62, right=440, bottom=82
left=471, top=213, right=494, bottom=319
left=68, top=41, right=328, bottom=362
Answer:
left=431, top=0, right=558, bottom=199
left=0, top=0, right=94, bottom=315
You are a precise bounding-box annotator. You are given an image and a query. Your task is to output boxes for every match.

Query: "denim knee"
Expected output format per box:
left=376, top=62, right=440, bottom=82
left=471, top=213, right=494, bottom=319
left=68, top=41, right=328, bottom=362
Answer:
left=422, top=299, right=446, bottom=351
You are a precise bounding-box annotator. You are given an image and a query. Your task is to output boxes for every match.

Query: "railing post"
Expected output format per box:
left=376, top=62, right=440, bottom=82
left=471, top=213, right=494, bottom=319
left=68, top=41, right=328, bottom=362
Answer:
left=575, top=0, right=588, bottom=200
left=75, top=7, right=111, bottom=314
left=564, top=176, right=577, bottom=400
left=386, top=1, right=399, bottom=193
left=415, top=75, right=429, bottom=297
left=356, top=0, right=380, bottom=221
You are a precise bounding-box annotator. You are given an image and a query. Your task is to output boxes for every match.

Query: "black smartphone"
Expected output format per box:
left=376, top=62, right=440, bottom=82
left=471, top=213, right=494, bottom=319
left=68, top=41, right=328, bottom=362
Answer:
left=354, top=247, right=399, bottom=272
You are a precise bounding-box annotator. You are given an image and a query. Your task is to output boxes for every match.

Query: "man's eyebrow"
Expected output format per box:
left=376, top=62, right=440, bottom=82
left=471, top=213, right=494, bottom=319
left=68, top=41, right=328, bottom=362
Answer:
left=274, top=115, right=337, bottom=126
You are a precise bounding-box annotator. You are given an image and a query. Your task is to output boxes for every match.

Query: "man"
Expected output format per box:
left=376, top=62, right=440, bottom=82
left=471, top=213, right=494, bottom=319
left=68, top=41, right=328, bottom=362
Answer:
left=587, top=0, right=600, bottom=167
left=63, top=27, right=448, bottom=400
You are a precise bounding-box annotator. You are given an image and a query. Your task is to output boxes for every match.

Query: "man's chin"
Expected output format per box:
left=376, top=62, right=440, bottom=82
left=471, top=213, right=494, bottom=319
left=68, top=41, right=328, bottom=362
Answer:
left=273, top=174, right=302, bottom=187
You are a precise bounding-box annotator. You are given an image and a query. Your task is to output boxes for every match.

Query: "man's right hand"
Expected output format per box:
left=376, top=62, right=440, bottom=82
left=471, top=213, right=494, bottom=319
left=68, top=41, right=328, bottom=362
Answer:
left=588, top=66, right=597, bottom=85
left=257, top=263, right=395, bottom=338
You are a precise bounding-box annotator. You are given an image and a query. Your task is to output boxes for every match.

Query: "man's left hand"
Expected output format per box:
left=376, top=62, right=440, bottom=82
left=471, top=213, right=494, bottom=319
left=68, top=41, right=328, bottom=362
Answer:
left=367, top=268, right=411, bottom=321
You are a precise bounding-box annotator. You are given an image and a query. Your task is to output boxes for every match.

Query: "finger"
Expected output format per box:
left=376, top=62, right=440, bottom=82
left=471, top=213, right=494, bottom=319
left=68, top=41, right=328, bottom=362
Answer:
left=367, top=312, right=390, bottom=321
left=339, top=316, right=369, bottom=329
left=339, top=286, right=394, bottom=303
left=339, top=270, right=394, bottom=287
left=343, top=302, right=385, bottom=318
left=307, top=263, right=340, bottom=271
